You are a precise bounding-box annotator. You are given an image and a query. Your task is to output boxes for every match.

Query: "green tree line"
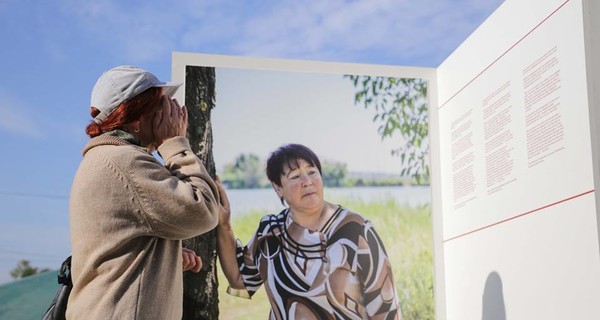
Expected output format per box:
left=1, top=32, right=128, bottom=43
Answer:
left=219, top=153, right=427, bottom=189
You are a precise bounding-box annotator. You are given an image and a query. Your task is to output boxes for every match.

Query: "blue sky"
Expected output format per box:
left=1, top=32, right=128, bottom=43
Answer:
left=0, top=0, right=504, bottom=284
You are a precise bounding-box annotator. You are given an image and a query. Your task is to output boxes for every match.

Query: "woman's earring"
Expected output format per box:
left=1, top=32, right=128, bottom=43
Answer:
left=134, top=127, right=140, bottom=133
left=279, top=196, right=286, bottom=207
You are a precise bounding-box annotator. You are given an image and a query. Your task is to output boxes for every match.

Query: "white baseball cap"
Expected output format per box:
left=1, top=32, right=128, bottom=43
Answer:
left=91, top=65, right=182, bottom=123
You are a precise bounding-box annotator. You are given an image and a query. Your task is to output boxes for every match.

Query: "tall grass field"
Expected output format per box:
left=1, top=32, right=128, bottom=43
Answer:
left=217, top=196, right=434, bottom=320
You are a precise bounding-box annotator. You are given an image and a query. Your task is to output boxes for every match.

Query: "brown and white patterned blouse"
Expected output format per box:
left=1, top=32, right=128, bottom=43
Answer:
left=233, top=205, right=401, bottom=320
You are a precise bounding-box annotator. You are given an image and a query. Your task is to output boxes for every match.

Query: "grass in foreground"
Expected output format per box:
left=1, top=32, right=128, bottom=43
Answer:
left=217, top=197, right=434, bottom=320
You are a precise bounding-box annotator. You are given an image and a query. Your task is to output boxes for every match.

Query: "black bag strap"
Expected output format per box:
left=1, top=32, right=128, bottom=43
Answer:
left=43, top=255, right=73, bottom=320
left=57, top=256, right=72, bottom=286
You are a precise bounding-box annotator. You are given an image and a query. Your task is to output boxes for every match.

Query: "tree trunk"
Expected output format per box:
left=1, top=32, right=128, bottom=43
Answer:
left=182, top=65, right=219, bottom=320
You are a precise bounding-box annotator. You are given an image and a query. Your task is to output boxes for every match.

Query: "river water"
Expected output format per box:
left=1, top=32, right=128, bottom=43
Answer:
left=226, top=185, right=431, bottom=217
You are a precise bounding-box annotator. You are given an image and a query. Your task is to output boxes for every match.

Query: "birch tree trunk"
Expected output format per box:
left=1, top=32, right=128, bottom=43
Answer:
left=182, top=65, right=219, bottom=320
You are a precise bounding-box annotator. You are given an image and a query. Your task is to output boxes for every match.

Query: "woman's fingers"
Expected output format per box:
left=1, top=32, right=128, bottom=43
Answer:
left=168, top=98, right=187, bottom=136
left=169, top=97, right=178, bottom=119
left=182, top=105, right=188, bottom=131
left=153, top=96, right=189, bottom=146
left=215, top=178, right=230, bottom=209
left=182, top=249, right=192, bottom=271
left=153, top=95, right=169, bottom=130
left=215, top=177, right=232, bottom=227
left=191, top=255, right=202, bottom=273
left=182, top=247, right=202, bottom=272
left=153, top=108, right=163, bottom=131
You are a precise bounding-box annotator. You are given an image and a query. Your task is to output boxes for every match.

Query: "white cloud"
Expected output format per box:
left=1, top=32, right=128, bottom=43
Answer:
left=56, top=0, right=189, bottom=62
left=51, top=0, right=503, bottom=66
left=0, top=89, right=42, bottom=138
left=227, top=0, right=505, bottom=65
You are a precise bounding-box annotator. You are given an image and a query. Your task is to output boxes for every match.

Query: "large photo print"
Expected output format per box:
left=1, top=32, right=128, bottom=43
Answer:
left=176, top=55, right=433, bottom=320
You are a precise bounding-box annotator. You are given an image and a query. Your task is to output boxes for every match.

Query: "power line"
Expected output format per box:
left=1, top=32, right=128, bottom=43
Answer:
left=0, top=249, right=66, bottom=259
left=0, top=191, right=68, bottom=200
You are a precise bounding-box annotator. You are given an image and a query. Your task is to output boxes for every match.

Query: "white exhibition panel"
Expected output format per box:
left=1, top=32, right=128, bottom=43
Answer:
left=435, top=0, right=600, bottom=318
left=443, top=194, right=600, bottom=319
left=438, top=0, right=593, bottom=239
left=171, top=53, right=435, bottom=103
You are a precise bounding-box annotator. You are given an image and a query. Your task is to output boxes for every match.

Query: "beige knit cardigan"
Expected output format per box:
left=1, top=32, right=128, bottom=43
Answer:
left=66, top=135, right=220, bottom=319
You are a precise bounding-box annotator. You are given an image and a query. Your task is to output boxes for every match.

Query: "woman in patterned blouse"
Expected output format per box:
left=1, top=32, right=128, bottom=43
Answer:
left=216, top=143, right=401, bottom=320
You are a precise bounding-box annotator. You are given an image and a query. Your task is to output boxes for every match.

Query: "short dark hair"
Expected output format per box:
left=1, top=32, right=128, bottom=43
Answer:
left=266, top=144, right=322, bottom=187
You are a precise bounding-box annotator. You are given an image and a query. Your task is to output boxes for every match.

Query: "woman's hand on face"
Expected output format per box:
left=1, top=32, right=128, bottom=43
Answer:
left=182, top=247, right=202, bottom=273
left=153, top=95, right=188, bottom=146
left=215, top=176, right=232, bottom=229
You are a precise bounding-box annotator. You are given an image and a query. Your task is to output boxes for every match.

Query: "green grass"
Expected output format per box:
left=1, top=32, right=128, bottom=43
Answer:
left=217, top=197, right=434, bottom=320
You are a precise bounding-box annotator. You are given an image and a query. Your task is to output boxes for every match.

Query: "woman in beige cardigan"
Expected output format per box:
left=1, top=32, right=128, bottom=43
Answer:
left=67, top=66, right=220, bottom=319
